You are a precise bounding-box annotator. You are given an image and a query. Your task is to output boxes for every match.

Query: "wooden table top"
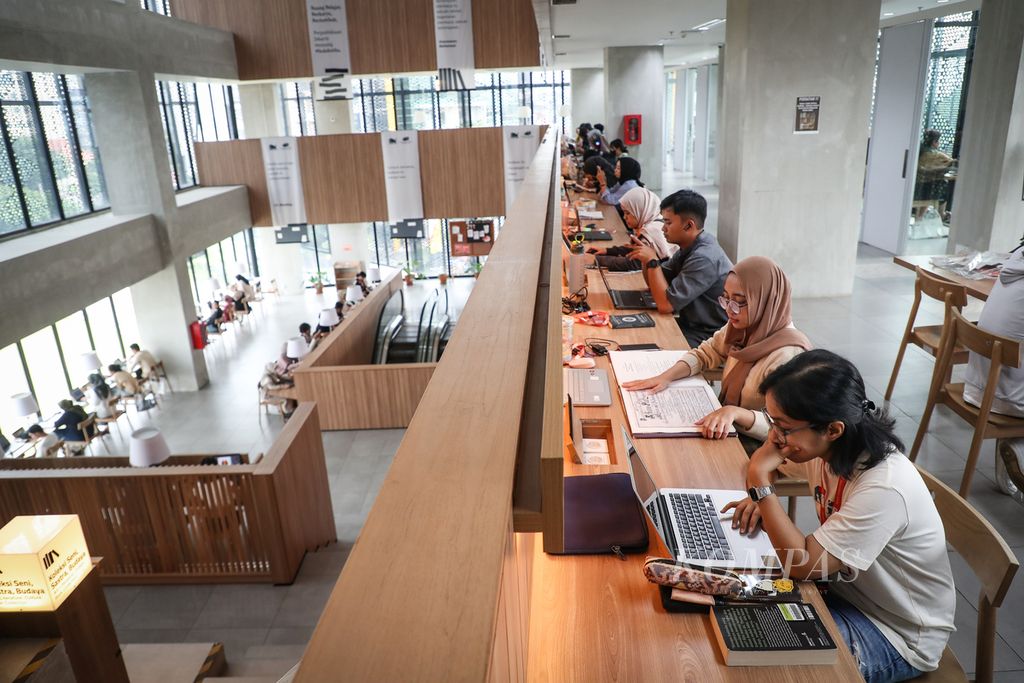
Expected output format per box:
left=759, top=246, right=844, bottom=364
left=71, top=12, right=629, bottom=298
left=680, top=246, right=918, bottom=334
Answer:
left=526, top=192, right=862, bottom=681
left=893, top=254, right=994, bottom=301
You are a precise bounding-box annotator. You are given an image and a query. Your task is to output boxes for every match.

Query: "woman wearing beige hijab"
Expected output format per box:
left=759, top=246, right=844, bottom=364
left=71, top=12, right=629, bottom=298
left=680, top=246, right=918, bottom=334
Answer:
left=623, top=256, right=811, bottom=441
left=592, top=187, right=677, bottom=270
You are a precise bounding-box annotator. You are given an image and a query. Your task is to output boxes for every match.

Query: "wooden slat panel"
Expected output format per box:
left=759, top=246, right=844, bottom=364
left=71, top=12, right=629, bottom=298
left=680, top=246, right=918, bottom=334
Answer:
left=472, top=0, right=541, bottom=69
left=298, top=134, right=388, bottom=223
left=346, top=0, right=437, bottom=74
left=194, top=140, right=271, bottom=227
left=420, top=128, right=505, bottom=218
left=295, top=364, right=437, bottom=430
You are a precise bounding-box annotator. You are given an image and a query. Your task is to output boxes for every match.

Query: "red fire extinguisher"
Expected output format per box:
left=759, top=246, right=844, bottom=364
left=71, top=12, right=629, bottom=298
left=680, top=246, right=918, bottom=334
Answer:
left=623, top=114, right=642, bottom=146
left=189, top=321, right=207, bottom=350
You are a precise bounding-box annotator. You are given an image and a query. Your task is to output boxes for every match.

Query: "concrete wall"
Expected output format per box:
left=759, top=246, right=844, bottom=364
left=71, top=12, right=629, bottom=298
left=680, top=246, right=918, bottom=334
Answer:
left=604, top=46, right=665, bottom=194
left=719, top=0, right=880, bottom=297
left=569, top=68, right=604, bottom=132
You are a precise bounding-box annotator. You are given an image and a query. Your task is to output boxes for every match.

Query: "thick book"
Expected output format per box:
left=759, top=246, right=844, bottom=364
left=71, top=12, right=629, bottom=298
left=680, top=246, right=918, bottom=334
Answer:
left=710, top=602, right=838, bottom=666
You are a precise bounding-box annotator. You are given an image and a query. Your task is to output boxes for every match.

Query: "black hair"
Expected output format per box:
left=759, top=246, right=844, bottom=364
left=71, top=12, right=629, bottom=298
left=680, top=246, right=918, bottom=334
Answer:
left=89, top=373, right=111, bottom=399
left=130, top=343, right=140, bottom=351
left=299, top=323, right=311, bottom=334
left=616, top=157, right=643, bottom=187
left=27, top=424, right=44, bottom=435
left=582, top=156, right=616, bottom=185
left=594, top=123, right=604, bottom=132
left=759, top=349, right=903, bottom=479
left=108, top=363, right=122, bottom=373
left=922, top=129, right=941, bottom=147
left=581, top=148, right=599, bottom=161
left=357, top=271, right=366, bottom=278
left=610, top=139, right=628, bottom=154
left=659, top=189, right=707, bottom=228
left=236, top=274, right=250, bottom=285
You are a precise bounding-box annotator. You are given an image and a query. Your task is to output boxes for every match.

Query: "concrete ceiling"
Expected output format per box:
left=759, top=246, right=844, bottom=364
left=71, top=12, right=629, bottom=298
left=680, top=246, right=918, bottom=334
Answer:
left=539, top=0, right=977, bottom=70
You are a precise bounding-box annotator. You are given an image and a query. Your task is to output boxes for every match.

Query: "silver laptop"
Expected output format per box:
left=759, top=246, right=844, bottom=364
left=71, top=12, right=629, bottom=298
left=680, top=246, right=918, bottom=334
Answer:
left=622, top=428, right=780, bottom=571
left=564, top=368, right=612, bottom=407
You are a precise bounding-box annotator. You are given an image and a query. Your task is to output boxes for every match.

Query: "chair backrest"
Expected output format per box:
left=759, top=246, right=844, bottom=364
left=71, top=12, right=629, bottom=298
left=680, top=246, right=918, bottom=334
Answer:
left=948, top=307, right=1021, bottom=368
left=76, top=414, right=97, bottom=443
left=915, top=267, right=969, bottom=309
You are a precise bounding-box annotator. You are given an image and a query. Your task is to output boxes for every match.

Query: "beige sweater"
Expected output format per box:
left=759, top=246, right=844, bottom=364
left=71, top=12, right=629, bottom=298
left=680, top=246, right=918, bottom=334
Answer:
left=680, top=324, right=806, bottom=440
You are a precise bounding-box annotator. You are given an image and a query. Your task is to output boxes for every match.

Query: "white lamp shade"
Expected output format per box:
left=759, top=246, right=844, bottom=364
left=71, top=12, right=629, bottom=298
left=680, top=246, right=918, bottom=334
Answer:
left=285, top=337, right=308, bottom=360
left=558, top=104, right=571, bottom=117
left=517, top=106, right=531, bottom=119
left=345, top=285, right=364, bottom=303
left=129, top=427, right=171, bottom=467
left=11, top=393, right=38, bottom=417
left=208, top=277, right=222, bottom=293
left=319, top=308, right=342, bottom=327
left=366, top=267, right=381, bottom=283
left=78, top=351, right=101, bottom=375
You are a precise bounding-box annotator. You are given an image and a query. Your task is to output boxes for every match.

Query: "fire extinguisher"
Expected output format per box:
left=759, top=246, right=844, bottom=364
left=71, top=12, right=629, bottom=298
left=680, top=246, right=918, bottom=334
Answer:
left=189, top=321, right=207, bottom=350
left=623, top=114, right=642, bottom=146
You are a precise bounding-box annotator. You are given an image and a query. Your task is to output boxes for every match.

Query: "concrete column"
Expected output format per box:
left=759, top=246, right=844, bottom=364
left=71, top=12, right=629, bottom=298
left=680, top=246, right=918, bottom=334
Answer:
left=719, top=0, right=880, bottom=297
left=604, top=46, right=665, bottom=193
left=312, top=83, right=353, bottom=134
left=948, top=0, right=1024, bottom=252
left=671, top=69, right=688, bottom=172
left=86, top=70, right=209, bottom=388
left=237, top=83, right=284, bottom=138
left=569, top=68, right=604, bottom=131
left=715, top=45, right=725, bottom=182
left=693, top=66, right=710, bottom=180
left=253, top=227, right=307, bottom=295
left=328, top=223, right=372, bottom=269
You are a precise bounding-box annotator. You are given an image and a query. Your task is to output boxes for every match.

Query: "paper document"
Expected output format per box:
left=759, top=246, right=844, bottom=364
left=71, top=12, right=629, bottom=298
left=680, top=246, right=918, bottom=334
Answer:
left=578, top=210, right=604, bottom=220
left=609, top=350, right=730, bottom=438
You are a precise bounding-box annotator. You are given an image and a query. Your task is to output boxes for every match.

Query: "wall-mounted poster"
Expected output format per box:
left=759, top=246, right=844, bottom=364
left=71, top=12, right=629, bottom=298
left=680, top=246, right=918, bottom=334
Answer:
left=305, top=0, right=352, bottom=100
left=261, top=137, right=307, bottom=225
left=794, top=96, right=820, bottom=134
left=433, top=0, right=474, bottom=90
left=390, top=219, right=425, bottom=239
left=503, top=125, right=541, bottom=214
left=380, top=130, right=424, bottom=223
left=450, top=219, right=495, bottom=256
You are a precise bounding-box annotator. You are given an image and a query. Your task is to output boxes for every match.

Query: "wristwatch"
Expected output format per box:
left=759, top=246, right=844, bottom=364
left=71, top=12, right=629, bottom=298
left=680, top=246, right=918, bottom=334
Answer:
left=748, top=484, right=776, bottom=502
left=646, top=258, right=660, bottom=270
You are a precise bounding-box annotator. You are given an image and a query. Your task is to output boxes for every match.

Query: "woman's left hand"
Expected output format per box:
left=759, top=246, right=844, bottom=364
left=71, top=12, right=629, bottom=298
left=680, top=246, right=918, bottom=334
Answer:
left=695, top=406, right=740, bottom=439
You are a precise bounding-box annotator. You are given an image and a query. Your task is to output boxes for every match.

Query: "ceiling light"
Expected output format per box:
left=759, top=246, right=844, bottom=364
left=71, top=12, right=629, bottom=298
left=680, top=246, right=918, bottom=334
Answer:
left=883, top=11, right=894, bottom=15
left=691, top=18, right=725, bottom=31
left=553, top=34, right=571, bottom=39
left=937, top=0, right=949, bottom=3
left=555, top=52, right=567, bottom=56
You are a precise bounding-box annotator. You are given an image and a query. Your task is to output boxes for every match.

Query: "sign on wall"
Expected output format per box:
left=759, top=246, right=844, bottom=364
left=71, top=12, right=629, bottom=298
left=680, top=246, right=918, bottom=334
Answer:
left=380, top=131, right=425, bottom=223
left=305, top=0, right=352, bottom=100
left=794, top=96, right=821, bottom=134
left=261, top=137, right=308, bottom=226
left=433, top=0, right=475, bottom=90
left=502, top=125, right=540, bottom=214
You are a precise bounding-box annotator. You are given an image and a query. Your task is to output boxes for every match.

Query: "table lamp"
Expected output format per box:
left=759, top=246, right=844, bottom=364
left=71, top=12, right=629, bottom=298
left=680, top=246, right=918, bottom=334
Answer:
left=517, top=105, right=531, bottom=122
left=129, top=427, right=171, bottom=467
left=319, top=308, right=342, bottom=329
left=208, top=277, right=222, bottom=294
left=285, top=337, right=308, bottom=360
left=558, top=104, right=571, bottom=118
left=78, top=350, right=102, bottom=379
left=0, top=514, right=91, bottom=612
left=366, top=267, right=381, bottom=283
left=345, top=285, right=364, bottom=304
left=11, top=392, right=39, bottom=420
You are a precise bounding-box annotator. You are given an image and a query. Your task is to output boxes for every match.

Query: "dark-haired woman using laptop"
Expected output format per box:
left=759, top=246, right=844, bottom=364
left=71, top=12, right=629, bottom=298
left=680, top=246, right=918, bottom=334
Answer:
left=722, top=349, right=954, bottom=683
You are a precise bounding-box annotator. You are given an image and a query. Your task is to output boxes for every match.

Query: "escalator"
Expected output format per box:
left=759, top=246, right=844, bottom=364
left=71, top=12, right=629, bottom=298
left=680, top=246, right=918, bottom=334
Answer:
left=373, top=288, right=451, bottom=365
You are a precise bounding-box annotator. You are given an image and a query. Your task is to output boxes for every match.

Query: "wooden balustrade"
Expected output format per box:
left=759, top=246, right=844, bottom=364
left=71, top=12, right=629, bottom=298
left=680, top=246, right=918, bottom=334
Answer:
left=0, top=404, right=332, bottom=585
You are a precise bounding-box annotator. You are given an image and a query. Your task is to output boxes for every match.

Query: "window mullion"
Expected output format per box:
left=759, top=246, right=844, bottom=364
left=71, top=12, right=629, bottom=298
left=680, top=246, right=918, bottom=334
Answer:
left=59, top=75, right=95, bottom=213
left=25, top=74, right=65, bottom=221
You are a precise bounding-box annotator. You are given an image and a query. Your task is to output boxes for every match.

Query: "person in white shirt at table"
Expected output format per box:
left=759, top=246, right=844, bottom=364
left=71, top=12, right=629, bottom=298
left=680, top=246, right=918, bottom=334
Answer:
left=723, top=350, right=955, bottom=683
left=26, top=424, right=61, bottom=457
left=127, top=343, right=159, bottom=380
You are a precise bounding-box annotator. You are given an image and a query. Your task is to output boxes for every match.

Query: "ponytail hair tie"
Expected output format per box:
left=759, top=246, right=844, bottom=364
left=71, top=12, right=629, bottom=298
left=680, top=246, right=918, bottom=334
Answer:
left=861, top=399, right=876, bottom=413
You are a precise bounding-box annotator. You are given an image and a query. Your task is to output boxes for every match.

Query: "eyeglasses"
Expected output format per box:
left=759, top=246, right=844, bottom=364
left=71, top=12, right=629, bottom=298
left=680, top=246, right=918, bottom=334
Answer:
left=761, top=409, right=815, bottom=446
left=718, top=296, right=749, bottom=316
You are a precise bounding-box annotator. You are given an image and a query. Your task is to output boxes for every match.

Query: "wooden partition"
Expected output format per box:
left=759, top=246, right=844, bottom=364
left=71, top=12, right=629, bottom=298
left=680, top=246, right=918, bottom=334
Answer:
left=193, top=138, right=270, bottom=226
left=294, top=132, right=557, bottom=682
left=170, top=0, right=539, bottom=80
left=0, top=404, right=333, bottom=585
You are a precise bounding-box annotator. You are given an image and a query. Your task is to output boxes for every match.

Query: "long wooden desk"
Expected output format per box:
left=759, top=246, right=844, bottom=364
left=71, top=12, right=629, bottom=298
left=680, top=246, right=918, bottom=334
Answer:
left=893, top=254, right=994, bottom=301
left=525, top=190, right=861, bottom=681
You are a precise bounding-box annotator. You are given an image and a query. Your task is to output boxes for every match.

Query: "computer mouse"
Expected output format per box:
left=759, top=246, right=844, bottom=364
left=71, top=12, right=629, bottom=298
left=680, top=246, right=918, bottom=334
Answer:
left=568, top=355, right=596, bottom=369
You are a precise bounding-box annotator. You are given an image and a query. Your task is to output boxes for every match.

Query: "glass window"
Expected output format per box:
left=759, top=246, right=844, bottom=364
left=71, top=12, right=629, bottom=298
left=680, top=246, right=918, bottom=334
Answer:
left=0, top=129, right=24, bottom=234
left=0, top=344, right=32, bottom=436
left=85, top=299, right=124, bottom=367
left=111, top=288, right=140, bottom=356
left=33, top=73, right=89, bottom=218
left=55, top=311, right=95, bottom=386
left=22, top=326, right=69, bottom=416
left=65, top=74, right=108, bottom=210
left=1, top=71, right=61, bottom=225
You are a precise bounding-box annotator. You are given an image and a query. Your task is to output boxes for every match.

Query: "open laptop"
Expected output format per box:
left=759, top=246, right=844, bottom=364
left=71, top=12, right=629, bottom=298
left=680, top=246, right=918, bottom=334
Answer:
left=599, top=267, right=658, bottom=310
left=571, top=206, right=612, bottom=241
left=564, top=367, right=612, bottom=407
left=622, top=428, right=780, bottom=571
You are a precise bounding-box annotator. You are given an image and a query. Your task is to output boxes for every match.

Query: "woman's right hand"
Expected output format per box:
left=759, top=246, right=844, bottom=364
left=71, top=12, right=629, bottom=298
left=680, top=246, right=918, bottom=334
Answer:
left=622, top=374, right=670, bottom=393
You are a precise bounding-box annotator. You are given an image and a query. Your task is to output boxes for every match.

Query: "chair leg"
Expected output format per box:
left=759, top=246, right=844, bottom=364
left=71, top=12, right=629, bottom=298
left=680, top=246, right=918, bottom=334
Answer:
left=959, top=427, right=988, bottom=499
left=787, top=496, right=798, bottom=521
left=977, top=595, right=997, bottom=683
left=909, top=391, right=940, bottom=463
left=884, top=337, right=911, bottom=402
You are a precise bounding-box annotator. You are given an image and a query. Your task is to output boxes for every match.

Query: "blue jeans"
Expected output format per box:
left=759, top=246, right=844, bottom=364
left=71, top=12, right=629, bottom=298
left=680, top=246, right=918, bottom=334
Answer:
left=826, top=593, right=923, bottom=683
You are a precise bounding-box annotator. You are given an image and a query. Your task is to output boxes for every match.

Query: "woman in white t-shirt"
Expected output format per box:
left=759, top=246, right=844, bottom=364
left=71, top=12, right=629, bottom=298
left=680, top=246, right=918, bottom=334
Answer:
left=723, top=349, right=955, bottom=682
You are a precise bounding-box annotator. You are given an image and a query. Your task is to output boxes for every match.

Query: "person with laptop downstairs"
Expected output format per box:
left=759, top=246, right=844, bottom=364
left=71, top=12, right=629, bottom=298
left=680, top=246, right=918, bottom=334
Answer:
left=721, top=350, right=954, bottom=683
left=626, top=189, right=731, bottom=346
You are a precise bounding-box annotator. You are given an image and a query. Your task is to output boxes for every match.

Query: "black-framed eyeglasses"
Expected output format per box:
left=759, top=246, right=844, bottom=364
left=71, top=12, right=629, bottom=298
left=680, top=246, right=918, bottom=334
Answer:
left=718, top=296, right=749, bottom=316
left=761, top=409, right=815, bottom=446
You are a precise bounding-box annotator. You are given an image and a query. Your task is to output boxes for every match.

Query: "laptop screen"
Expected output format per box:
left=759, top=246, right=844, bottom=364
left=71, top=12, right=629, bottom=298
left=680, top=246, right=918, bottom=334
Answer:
left=622, top=427, right=657, bottom=504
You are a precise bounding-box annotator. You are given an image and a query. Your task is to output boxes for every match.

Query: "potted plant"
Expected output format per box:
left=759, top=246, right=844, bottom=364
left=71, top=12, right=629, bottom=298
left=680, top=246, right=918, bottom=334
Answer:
left=470, top=261, right=483, bottom=279
left=309, top=271, right=326, bottom=294
left=438, top=272, right=449, bottom=285
left=403, top=264, right=415, bottom=286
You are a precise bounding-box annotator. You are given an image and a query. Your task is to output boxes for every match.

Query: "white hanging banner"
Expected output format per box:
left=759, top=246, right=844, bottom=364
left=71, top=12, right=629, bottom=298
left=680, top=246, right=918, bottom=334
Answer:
left=305, top=0, right=352, bottom=100
left=261, top=137, right=307, bottom=226
left=433, top=0, right=474, bottom=90
left=502, top=125, right=540, bottom=214
left=380, top=130, right=424, bottom=223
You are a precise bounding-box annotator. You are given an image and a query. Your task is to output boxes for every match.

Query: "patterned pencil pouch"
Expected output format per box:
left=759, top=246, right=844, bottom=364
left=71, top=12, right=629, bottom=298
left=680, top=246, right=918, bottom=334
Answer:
left=642, top=557, right=744, bottom=597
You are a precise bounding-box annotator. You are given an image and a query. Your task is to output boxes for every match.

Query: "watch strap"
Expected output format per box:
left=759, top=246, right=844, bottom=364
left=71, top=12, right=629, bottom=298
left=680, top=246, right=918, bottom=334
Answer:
left=748, top=484, right=776, bottom=502
left=646, top=258, right=660, bottom=270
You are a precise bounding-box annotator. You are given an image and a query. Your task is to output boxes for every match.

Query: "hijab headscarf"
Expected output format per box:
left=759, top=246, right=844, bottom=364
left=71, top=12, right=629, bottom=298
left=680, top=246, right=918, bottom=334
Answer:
left=615, top=157, right=644, bottom=188
left=719, top=256, right=813, bottom=407
left=618, top=187, right=675, bottom=260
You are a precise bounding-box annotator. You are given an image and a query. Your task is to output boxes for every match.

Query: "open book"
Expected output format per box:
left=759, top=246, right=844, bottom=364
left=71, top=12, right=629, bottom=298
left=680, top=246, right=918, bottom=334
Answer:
left=609, top=350, right=732, bottom=438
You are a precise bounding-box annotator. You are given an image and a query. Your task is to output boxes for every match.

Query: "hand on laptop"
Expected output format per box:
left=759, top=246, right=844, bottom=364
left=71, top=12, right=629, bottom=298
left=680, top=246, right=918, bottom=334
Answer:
left=721, top=498, right=762, bottom=535
left=622, top=373, right=670, bottom=394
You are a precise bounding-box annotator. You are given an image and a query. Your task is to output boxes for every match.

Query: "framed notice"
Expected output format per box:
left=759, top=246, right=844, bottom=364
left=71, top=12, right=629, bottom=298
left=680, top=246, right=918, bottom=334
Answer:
left=794, top=96, right=820, bottom=134
left=450, top=219, right=494, bottom=256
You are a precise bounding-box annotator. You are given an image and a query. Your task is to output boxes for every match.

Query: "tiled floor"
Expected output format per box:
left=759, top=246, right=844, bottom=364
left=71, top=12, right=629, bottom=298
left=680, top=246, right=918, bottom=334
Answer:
left=100, top=192, right=1023, bottom=678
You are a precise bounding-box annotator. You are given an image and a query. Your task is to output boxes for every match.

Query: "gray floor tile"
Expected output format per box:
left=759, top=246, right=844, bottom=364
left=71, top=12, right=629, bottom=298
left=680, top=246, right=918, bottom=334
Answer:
left=947, top=591, right=1024, bottom=675
left=271, top=582, right=336, bottom=629
left=117, top=585, right=213, bottom=630
left=185, top=627, right=269, bottom=661
left=265, top=626, right=316, bottom=645
left=116, top=627, right=191, bottom=644
left=103, top=585, right=142, bottom=624
left=193, top=584, right=287, bottom=629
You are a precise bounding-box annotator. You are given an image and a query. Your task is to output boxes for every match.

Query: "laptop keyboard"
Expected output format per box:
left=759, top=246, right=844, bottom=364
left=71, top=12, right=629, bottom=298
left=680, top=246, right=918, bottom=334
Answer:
left=668, top=492, right=734, bottom=561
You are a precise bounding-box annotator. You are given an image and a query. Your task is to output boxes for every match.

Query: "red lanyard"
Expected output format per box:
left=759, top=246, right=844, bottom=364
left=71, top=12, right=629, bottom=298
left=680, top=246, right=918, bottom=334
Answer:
left=815, top=461, right=847, bottom=525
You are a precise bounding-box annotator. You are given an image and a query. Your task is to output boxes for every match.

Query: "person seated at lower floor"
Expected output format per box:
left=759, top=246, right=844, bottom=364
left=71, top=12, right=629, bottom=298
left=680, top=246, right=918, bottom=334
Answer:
left=27, top=424, right=61, bottom=457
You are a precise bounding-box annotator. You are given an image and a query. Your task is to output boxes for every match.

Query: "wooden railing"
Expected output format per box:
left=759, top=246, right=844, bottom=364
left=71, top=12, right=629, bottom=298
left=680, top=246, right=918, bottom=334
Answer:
left=0, top=454, right=254, bottom=470
left=295, top=130, right=557, bottom=682
left=0, top=403, right=333, bottom=585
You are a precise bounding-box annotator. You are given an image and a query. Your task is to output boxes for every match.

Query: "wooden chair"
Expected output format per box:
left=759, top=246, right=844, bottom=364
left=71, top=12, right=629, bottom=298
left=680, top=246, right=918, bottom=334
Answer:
left=910, top=308, right=1024, bottom=498
left=154, top=361, right=173, bottom=393
left=915, top=466, right=1018, bottom=683
left=95, top=396, right=131, bottom=434
left=885, top=267, right=969, bottom=402
left=66, top=414, right=100, bottom=455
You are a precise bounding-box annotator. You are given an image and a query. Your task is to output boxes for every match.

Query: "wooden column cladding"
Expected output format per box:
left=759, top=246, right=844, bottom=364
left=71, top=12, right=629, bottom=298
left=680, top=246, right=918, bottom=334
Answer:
left=419, top=128, right=505, bottom=219
left=170, top=0, right=538, bottom=80
left=194, top=139, right=271, bottom=227
left=297, top=134, right=388, bottom=223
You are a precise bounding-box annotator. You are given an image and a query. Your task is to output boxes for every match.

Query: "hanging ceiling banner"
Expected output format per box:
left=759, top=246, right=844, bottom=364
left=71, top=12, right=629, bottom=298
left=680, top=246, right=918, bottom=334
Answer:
left=261, top=137, right=307, bottom=226
left=305, top=0, right=352, bottom=100
left=503, top=125, right=540, bottom=214
left=433, top=0, right=475, bottom=90
left=380, top=130, right=425, bottom=223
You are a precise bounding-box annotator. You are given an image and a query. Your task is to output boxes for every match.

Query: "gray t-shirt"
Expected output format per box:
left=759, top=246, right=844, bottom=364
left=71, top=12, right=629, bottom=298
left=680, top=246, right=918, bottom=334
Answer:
left=659, top=230, right=732, bottom=347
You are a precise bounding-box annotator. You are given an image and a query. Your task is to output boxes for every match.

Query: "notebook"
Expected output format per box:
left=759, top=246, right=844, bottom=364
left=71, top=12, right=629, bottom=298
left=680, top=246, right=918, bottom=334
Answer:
left=710, top=602, right=838, bottom=666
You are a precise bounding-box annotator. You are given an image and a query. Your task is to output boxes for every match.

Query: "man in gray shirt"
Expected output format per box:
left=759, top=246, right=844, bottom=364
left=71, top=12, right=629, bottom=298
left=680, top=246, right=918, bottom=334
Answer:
left=628, top=189, right=732, bottom=347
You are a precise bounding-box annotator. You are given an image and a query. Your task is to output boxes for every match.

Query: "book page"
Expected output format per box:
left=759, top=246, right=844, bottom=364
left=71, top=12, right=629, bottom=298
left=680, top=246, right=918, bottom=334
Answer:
left=609, top=350, right=688, bottom=385
left=622, top=384, right=718, bottom=431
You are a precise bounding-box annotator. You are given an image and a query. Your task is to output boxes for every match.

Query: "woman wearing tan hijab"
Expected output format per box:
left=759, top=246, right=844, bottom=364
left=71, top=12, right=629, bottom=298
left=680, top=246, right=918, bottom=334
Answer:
left=623, top=256, right=811, bottom=441
left=591, top=187, right=677, bottom=270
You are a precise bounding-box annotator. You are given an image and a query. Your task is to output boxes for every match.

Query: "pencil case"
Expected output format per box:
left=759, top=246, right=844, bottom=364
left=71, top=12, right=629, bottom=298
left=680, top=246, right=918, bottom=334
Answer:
left=642, top=557, right=743, bottom=597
